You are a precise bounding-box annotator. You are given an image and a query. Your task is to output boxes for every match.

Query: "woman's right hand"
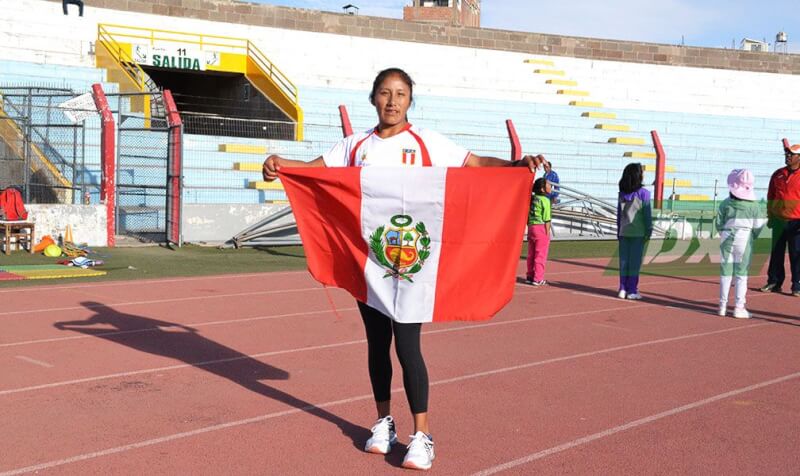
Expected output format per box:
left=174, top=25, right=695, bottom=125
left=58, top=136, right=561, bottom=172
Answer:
left=262, top=154, right=283, bottom=181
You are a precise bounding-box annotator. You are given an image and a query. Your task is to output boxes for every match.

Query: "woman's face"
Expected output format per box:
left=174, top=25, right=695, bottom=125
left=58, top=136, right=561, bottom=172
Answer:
left=373, top=74, right=411, bottom=129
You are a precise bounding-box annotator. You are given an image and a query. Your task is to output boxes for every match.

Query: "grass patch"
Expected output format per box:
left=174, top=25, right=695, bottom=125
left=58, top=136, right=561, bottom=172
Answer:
left=0, top=245, right=308, bottom=287
left=2, top=237, right=771, bottom=287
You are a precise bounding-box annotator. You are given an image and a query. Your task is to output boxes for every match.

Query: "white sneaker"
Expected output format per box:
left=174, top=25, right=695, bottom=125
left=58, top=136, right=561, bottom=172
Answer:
left=364, top=416, right=397, bottom=454
left=617, top=290, right=627, bottom=299
left=402, top=431, right=435, bottom=470
left=717, top=305, right=727, bottom=317
left=626, top=293, right=642, bottom=300
left=732, top=307, right=751, bottom=319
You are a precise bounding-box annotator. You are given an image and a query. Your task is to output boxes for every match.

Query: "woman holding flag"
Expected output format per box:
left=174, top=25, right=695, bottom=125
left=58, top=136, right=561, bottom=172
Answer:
left=262, top=67, right=542, bottom=470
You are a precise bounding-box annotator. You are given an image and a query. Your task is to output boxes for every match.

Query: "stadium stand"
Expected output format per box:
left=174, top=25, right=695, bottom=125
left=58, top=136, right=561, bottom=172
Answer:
left=2, top=0, right=800, bottom=242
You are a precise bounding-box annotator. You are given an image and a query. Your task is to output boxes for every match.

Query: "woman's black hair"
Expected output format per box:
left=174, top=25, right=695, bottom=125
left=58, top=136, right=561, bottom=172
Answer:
left=533, top=177, right=548, bottom=195
left=369, top=67, right=414, bottom=105
left=619, top=163, right=644, bottom=194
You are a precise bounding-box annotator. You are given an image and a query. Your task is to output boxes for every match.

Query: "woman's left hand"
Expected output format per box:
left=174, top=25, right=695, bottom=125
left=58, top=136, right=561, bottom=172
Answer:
left=518, top=154, right=545, bottom=173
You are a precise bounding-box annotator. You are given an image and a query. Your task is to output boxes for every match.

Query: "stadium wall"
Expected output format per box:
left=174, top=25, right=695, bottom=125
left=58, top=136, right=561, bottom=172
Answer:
left=37, top=0, right=800, bottom=75
left=182, top=204, right=281, bottom=243
left=27, top=204, right=107, bottom=246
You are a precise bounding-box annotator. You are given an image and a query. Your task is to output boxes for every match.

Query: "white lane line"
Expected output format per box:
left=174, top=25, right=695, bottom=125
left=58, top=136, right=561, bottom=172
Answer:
left=14, top=356, right=53, bottom=368
left=0, top=286, right=325, bottom=318
left=571, top=291, right=622, bottom=302
left=0, top=307, right=359, bottom=349
left=0, top=304, right=650, bottom=396
left=0, top=273, right=737, bottom=347
left=514, top=276, right=718, bottom=297
left=472, top=369, right=800, bottom=476
left=1, top=277, right=768, bottom=393
left=0, top=323, right=767, bottom=476
left=0, top=270, right=310, bottom=294
left=430, top=324, right=764, bottom=387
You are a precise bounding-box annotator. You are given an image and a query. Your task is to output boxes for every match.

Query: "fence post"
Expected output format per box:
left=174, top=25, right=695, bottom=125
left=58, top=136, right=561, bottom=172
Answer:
left=338, top=105, right=353, bottom=138
left=91, top=83, right=116, bottom=247
left=651, top=130, right=666, bottom=209
left=163, top=89, right=183, bottom=247
left=506, top=119, right=521, bottom=162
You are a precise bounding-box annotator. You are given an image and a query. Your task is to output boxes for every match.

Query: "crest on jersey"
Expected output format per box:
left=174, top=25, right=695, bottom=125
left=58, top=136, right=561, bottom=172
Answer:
left=402, top=148, right=417, bottom=165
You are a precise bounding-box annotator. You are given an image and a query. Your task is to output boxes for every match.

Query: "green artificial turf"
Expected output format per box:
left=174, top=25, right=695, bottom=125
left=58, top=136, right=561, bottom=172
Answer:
left=0, top=237, right=773, bottom=287
left=0, top=245, right=308, bottom=287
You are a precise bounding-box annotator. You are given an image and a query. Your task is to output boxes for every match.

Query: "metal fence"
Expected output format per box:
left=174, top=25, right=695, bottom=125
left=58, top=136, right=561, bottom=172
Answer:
left=0, top=86, right=91, bottom=204
left=113, top=92, right=181, bottom=243
left=180, top=116, right=342, bottom=205
left=0, top=112, right=30, bottom=195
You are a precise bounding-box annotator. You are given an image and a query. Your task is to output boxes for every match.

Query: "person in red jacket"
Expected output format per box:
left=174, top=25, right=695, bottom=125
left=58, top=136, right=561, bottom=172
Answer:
left=760, top=144, right=800, bottom=296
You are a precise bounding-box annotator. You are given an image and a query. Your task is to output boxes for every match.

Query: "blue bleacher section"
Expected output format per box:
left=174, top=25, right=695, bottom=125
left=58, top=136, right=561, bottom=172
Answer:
left=4, top=59, right=800, bottom=207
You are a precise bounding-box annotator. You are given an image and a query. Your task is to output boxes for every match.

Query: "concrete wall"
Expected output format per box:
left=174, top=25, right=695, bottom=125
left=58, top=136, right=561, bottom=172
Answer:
left=27, top=204, right=107, bottom=246
left=182, top=203, right=285, bottom=244
left=40, top=0, right=800, bottom=76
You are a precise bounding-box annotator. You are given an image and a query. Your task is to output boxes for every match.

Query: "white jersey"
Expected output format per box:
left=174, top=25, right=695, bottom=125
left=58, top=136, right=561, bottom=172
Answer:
left=321, top=124, right=470, bottom=168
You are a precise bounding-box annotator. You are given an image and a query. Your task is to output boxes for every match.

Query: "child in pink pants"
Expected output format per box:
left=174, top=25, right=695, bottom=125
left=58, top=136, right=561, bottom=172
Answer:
left=526, top=177, right=552, bottom=285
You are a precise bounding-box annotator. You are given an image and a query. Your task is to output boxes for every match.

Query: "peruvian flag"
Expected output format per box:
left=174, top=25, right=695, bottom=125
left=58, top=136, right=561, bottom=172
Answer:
left=280, top=167, right=533, bottom=323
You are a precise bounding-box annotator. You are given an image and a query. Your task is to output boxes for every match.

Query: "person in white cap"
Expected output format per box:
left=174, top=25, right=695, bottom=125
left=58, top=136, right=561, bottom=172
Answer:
left=716, top=169, right=766, bottom=318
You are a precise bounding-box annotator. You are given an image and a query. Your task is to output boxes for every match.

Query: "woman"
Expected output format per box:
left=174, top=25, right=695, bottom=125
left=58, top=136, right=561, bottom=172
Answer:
left=263, top=67, right=542, bottom=470
left=616, top=163, right=652, bottom=300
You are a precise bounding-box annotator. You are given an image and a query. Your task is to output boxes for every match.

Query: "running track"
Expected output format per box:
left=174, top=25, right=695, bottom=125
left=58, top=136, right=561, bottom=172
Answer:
left=1, top=257, right=799, bottom=475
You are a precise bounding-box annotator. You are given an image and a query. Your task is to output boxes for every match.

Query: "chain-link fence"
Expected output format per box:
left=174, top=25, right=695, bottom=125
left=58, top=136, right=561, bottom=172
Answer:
left=114, top=92, right=181, bottom=242
left=0, top=86, right=91, bottom=204
left=181, top=111, right=295, bottom=140
left=180, top=115, right=342, bottom=205
left=0, top=112, right=29, bottom=195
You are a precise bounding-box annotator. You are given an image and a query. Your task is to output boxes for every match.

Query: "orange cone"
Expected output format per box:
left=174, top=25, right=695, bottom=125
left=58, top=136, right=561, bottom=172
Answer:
left=64, top=225, right=73, bottom=244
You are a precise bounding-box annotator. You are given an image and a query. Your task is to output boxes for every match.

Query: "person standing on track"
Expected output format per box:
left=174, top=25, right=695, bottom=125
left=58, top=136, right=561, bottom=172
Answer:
left=262, top=67, right=543, bottom=471
left=616, top=163, right=652, bottom=300
left=717, top=169, right=766, bottom=318
left=760, top=143, right=800, bottom=297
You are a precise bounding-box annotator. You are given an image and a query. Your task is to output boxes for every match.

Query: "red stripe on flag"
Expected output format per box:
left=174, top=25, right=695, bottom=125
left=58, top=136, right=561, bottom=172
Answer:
left=279, top=167, right=369, bottom=302
left=432, top=168, right=533, bottom=322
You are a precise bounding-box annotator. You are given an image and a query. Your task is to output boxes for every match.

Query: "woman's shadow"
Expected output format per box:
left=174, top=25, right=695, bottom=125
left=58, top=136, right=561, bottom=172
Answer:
left=54, top=301, right=368, bottom=449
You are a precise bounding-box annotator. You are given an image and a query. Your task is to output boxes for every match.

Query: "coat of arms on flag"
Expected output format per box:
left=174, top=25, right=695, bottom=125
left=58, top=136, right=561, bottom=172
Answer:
left=370, top=214, right=431, bottom=281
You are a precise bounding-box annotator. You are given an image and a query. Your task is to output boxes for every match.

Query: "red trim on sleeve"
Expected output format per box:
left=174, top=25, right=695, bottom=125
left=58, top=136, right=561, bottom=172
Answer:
left=348, top=128, right=376, bottom=167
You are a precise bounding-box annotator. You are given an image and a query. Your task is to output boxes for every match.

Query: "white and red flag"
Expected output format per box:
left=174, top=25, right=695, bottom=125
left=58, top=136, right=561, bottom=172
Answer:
left=280, top=167, right=532, bottom=323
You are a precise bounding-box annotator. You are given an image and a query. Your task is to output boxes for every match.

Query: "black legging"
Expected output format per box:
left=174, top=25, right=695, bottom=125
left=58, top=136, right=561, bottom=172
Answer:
left=358, top=301, right=429, bottom=414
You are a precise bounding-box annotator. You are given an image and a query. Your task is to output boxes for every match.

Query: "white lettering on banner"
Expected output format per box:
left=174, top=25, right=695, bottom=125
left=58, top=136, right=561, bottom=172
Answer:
left=132, top=44, right=221, bottom=71
left=58, top=93, right=98, bottom=124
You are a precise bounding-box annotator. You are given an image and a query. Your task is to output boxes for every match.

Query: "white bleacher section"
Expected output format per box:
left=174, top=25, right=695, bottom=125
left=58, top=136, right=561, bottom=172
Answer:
left=3, top=0, right=800, bottom=240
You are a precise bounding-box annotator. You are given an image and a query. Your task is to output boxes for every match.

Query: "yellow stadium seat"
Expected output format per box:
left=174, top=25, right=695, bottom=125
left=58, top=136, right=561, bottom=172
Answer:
left=219, top=144, right=268, bottom=154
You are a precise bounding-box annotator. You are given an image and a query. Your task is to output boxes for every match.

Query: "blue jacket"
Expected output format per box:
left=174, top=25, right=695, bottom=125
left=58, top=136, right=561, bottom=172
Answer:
left=545, top=170, right=559, bottom=202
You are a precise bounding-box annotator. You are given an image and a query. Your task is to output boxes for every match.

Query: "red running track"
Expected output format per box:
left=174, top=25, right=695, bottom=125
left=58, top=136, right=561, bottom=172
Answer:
left=1, top=260, right=799, bottom=475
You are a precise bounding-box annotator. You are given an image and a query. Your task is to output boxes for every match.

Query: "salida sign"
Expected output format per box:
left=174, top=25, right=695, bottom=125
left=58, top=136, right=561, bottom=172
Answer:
left=153, top=52, right=201, bottom=70
left=132, top=44, right=219, bottom=71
